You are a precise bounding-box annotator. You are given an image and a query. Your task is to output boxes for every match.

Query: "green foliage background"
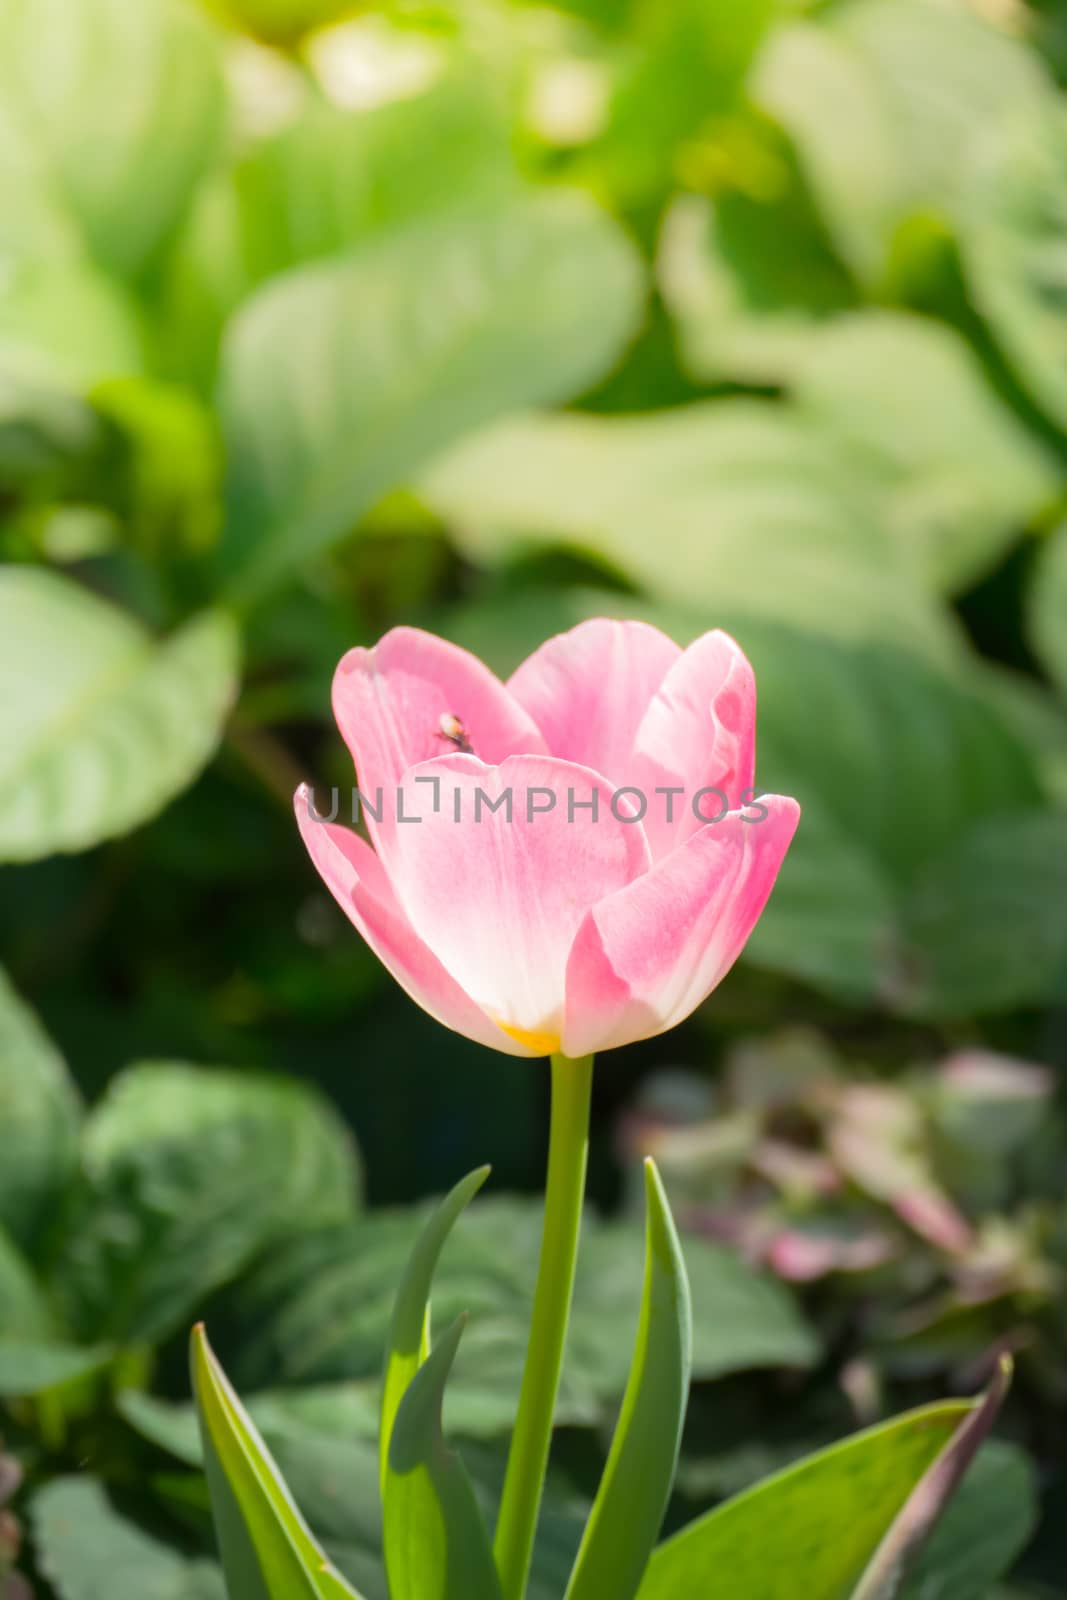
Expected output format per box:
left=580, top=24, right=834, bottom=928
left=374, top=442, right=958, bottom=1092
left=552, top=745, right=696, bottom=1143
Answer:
left=0, top=0, right=1066, bottom=1593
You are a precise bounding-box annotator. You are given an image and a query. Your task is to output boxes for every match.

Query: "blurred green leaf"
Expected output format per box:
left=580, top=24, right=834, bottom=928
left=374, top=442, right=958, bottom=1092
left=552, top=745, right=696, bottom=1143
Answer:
left=834, top=0, right=1049, bottom=219
left=0, top=966, right=80, bottom=1248
left=90, top=377, right=223, bottom=557
left=636, top=1399, right=973, bottom=1600
left=0, top=0, right=225, bottom=281
left=383, top=1316, right=501, bottom=1600
left=791, top=310, right=1059, bottom=592
left=423, top=404, right=958, bottom=661
left=754, top=20, right=905, bottom=286
left=657, top=149, right=858, bottom=387
left=216, top=1196, right=816, bottom=1429
left=0, top=261, right=143, bottom=392
left=758, top=2, right=1049, bottom=286
left=52, top=1062, right=361, bottom=1345
left=217, top=192, right=643, bottom=601
left=1030, top=523, right=1067, bottom=702
left=0, top=1340, right=110, bottom=1397
left=897, top=810, right=1067, bottom=1016
left=0, top=570, right=239, bottom=862
left=164, top=70, right=519, bottom=385
left=960, top=101, right=1067, bottom=433
left=565, top=1161, right=691, bottom=1600
left=192, top=1325, right=365, bottom=1600
left=31, top=1476, right=225, bottom=1600
left=0, top=1225, right=55, bottom=1339
left=380, top=1166, right=490, bottom=1498
left=589, top=0, right=776, bottom=204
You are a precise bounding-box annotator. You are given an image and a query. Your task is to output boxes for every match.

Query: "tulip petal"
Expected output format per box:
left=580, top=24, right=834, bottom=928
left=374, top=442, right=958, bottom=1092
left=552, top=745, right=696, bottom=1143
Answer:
left=332, top=628, right=546, bottom=859
left=386, top=754, right=653, bottom=1050
left=294, top=786, right=531, bottom=1056
left=562, top=796, right=800, bottom=1056
left=508, top=619, right=681, bottom=785
left=631, top=630, right=757, bottom=860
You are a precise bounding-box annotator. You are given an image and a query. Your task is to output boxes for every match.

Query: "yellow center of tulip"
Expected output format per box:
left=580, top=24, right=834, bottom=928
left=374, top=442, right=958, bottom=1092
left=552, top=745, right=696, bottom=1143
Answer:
left=496, top=1022, right=562, bottom=1055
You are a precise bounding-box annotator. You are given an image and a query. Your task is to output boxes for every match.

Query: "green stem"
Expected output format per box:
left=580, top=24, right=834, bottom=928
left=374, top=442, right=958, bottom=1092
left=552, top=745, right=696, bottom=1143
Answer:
left=494, top=1051, right=594, bottom=1600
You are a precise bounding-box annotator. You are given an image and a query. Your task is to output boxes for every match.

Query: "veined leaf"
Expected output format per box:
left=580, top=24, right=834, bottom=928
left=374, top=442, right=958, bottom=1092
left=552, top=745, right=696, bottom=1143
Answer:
left=636, top=1398, right=975, bottom=1599
left=53, top=1061, right=361, bottom=1346
left=566, top=1160, right=691, bottom=1600
left=380, top=1166, right=490, bottom=1499
left=0, top=570, right=239, bottom=862
left=383, top=1316, right=502, bottom=1600
left=192, top=1324, right=366, bottom=1600
left=217, top=192, right=643, bottom=602
left=0, top=0, right=225, bottom=279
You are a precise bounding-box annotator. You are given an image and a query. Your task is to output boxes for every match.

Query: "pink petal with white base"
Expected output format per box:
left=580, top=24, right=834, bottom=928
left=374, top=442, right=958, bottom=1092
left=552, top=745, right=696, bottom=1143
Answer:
left=562, top=795, right=799, bottom=1057
left=387, top=754, right=652, bottom=1055
left=508, top=618, right=680, bottom=784
left=631, top=630, right=757, bottom=860
left=294, top=785, right=531, bottom=1056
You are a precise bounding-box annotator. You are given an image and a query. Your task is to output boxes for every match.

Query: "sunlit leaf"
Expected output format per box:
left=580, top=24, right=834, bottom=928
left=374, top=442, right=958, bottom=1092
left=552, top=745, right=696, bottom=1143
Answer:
left=0, top=570, right=239, bottom=862
left=217, top=192, right=643, bottom=601
left=850, top=1357, right=1011, bottom=1598
left=192, top=1325, right=366, bottom=1600
left=380, top=1166, right=490, bottom=1498
left=0, top=0, right=225, bottom=279
left=636, top=1399, right=974, bottom=1599
left=791, top=311, right=1057, bottom=591
left=565, top=1161, right=691, bottom=1600
left=423, top=404, right=958, bottom=662
left=383, top=1316, right=501, bottom=1600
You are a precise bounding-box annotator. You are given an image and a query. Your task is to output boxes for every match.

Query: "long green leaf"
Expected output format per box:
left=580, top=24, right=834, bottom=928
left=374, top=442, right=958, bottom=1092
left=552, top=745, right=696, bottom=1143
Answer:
left=191, top=1325, right=365, bottom=1600
left=383, top=1315, right=502, bottom=1600
left=380, top=1165, right=490, bottom=1499
left=850, top=1357, right=1012, bottom=1600
left=637, top=1398, right=975, bottom=1599
left=566, top=1159, right=691, bottom=1600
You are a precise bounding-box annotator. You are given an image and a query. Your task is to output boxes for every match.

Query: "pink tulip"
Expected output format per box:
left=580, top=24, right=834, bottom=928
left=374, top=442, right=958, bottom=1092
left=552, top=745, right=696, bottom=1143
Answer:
left=295, top=620, right=799, bottom=1058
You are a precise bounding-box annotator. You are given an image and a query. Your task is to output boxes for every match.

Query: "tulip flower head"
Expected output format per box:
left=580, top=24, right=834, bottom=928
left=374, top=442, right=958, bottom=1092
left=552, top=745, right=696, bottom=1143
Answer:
left=295, top=620, right=799, bottom=1058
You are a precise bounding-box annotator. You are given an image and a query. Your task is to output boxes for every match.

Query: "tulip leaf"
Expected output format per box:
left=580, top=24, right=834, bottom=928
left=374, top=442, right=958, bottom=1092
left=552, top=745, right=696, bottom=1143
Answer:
left=636, top=1398, right=975, bottom=1599
left=380, top=1165, right=490, bottom=1499
left=191, top=1324, right=367, bottom=1600
left=566, top=1159, right=691, bottom=1600
left=0, top=569, right=239, bottom=863
left=218, top=192, right=642, bottom=602
left=383, top=1315, right=502, bottom=1600
left=850, top=1357, right=1012, bottom=1600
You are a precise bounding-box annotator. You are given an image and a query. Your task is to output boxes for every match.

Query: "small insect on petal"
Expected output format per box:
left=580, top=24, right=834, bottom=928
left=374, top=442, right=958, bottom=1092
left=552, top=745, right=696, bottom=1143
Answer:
left=436, top=712, right=474, bottom=753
